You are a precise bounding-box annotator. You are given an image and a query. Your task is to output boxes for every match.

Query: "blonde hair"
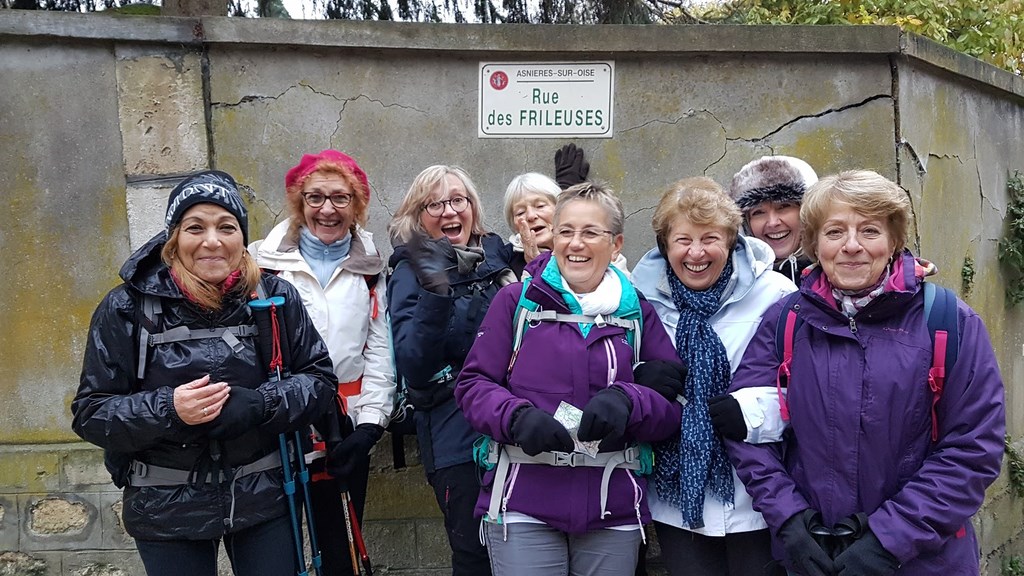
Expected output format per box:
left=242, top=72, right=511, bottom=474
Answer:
left=388, top=165, right=488, bottom=245
left=652, top=177, right=742, bottom=251
left=502, top=172, right=561, bottom=229
left=285, top=162, right=369, bottom=242
left=554, top=182, right=625, bottom=235
left=161, top=227, right=261, bottom=311
left=800, top=170, right=911, bottom=262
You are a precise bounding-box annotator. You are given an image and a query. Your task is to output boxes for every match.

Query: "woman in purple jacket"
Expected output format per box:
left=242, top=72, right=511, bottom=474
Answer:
left=727, top=170, right=1004, bottom=576
left=455, top=183, right=683, bottom=575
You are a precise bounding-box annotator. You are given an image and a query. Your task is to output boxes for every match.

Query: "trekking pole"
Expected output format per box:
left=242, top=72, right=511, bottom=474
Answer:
left=250, top=296, right=309, bottom=576
left=340, top=491, right=361, bottom=575
left=271, top=302, right=323, bottom=576
left=345, top=491, right=373, bottom=575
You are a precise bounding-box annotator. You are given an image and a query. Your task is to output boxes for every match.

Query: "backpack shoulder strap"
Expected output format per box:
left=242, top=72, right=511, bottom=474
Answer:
left=924, top=282, right=960, bottom=442
left=136, top=294, right=162, bottom=380
left=774, top=291, right=803, bottom=423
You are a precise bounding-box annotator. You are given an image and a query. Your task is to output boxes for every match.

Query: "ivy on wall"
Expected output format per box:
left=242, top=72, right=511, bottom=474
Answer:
left=998, top=171, right=1024, bottom=306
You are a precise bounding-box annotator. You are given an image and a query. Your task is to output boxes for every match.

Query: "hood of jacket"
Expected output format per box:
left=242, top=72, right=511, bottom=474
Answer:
left=631, top=234, right=776, bottom=311
left=252, top=218, right=385, bottom=277
left=118, top=231, right=182, bottom=299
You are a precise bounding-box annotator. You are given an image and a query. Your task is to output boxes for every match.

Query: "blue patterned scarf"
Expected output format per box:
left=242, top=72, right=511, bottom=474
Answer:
left=653, top=256, right=735, bottom=528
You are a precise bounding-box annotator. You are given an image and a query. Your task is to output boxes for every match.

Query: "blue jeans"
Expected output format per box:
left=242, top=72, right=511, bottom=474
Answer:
left=135, top=514, right=296, bottom=576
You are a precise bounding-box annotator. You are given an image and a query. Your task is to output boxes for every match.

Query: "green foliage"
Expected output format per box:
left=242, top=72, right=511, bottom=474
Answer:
left=1004, top=555, right=1024, bottom=576
left=961, top=254, right=975, bottom=296
left=998, top=171, right=1024, bottom=306
left=686, top=0, right=1024, bottom=75
left=1006, top=435, right=1024, bottom=499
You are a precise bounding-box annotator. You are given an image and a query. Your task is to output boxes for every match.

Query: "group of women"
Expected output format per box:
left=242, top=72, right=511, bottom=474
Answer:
left=73, top=146, right=1005, bottom=576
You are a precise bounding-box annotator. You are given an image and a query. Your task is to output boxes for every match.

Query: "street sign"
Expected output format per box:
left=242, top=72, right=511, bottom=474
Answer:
left=478, top=62, right=614, bottom=138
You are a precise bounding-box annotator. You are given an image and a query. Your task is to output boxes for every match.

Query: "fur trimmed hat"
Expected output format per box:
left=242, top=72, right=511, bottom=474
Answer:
left=729, top=156, right=818, bottom=212
left=165, top=170, right=249, bottom=244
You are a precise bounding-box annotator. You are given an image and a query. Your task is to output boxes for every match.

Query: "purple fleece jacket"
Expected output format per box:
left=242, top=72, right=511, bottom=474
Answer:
left=455, top=253, right=682, bottom=535
left=726, top=251, right=1004, bottom=574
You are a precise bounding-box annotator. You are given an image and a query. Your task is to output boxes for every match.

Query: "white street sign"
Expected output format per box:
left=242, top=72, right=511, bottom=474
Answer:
left=478, top=62, right=614, bottom=138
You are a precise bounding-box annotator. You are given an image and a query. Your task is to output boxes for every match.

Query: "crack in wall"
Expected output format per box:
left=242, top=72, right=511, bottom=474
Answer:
left=619, top=108, right=723, bottom=134
left=899, top=138, right=927, bottom=175
left=928, top=152, right=965, bottom=164
left=729, top=94, right=893, bottom=144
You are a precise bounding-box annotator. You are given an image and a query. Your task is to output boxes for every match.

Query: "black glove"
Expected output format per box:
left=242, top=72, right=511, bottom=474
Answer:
left=578, top=388, right=632, bottom=447
left=779, top=509, right=837, bottom=576
left=406, top=232, right=455, bottom=295
left=834, top=529, right=899, bottom=576
left=327, top=423, right=384, bottom=484
left=208, top=386, right=267, bottom=440
left=510, top=406, right=574, bottom=456
left=633, top=360, right=686, bottom=401
left=708, top=394, right=747, bottom=441
left=554, top=143, right=590, bottom=189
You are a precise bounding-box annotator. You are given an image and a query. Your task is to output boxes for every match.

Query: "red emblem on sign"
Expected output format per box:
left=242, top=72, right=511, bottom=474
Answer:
left=490, top=71, right=509, bottom=90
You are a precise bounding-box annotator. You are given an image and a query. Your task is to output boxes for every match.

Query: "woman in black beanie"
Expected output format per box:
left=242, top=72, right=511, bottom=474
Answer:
left=73, top=170, right=337, bottom=576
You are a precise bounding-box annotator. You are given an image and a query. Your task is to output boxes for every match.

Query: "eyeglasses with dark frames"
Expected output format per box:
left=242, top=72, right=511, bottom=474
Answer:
left=302, top=193, right=352, bottom=209
left=423, top=196, right=470, bottom=217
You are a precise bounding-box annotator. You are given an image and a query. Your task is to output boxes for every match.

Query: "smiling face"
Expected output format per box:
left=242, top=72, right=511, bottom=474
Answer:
left=419, top=173, right=474, bottom=246
left=511, top=191, right=556, bottom=249
left=816, top=202, right=896, bottom=291
left=553, top=199, right=623, bottom=294
left=176, top=203, right=245, bottom=285
left=747, top=200, right=801, bottom=262
left=665, top=216, right=732, bottom=291
left=302, top=171, right=355, bottom=245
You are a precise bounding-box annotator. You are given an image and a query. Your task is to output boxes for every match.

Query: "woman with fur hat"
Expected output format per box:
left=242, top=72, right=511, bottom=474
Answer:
left=74, top=170, right=338, bottom=576
left=730, top=155, right=818, bottom=283
left=250, top=150, right=395, bottom=576
left=630, top=177, right=797, bottom=576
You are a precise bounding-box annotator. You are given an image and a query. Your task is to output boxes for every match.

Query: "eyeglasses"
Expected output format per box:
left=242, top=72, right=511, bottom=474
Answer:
left=423, top=196, right=470, bottom=217
left=302, top=193, right=352, bottom=209
left=553, top=227, right=614, bottom=243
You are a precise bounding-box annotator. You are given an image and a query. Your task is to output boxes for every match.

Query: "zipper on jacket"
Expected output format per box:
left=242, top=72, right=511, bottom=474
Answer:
left=849, top=317, right=858, bottom=333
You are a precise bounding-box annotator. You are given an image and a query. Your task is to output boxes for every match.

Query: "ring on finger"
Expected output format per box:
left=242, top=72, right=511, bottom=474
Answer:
left=202, top=407, right=208, bottom=417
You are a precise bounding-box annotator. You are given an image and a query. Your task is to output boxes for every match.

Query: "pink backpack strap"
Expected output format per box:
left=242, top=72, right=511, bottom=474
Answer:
left=776, top=307, right=798, bottom=422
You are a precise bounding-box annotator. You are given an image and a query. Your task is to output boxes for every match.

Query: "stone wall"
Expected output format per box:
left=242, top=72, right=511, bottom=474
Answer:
left=1, top=11, right=1022, bottom=575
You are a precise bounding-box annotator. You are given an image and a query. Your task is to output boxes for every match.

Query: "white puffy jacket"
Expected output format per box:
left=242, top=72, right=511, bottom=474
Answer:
left=251, top=219, right=395, bottom=427
left=631, top=234, right=796, bottom=536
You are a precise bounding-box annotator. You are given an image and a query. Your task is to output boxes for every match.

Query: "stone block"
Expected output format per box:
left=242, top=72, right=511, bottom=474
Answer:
left=362, top=518, right=417, bottom=570
left=364, top=465, right=439, bottom=521
left=0, top=495, right=20, bottom=552
left=99, top=493, right=134, bottom=550
left=0, top=550, right=53, bottom=576
left=63, top=446, right=118, bottom=491
left=0, top=449, right=61, bottom=493
left=62, top=550, right=145, bottom=576
left=125, top=180, right=176, bottom=250
left=414, top=518, right=450, bottom=569
left=115, top=46, right=208, bottom=176
left=20, top=493, right=102, bottom=552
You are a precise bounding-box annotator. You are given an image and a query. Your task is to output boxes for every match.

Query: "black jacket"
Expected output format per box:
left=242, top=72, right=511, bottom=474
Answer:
left=387, top=233, right=513, bottom=472
left=72, top=232, right=337, bottom=540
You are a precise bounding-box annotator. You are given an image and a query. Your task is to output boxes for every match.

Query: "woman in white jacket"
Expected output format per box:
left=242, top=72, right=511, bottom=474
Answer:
left=630, top=177, right=795, bottom=576
left=251, top=149, right=394, bottom=576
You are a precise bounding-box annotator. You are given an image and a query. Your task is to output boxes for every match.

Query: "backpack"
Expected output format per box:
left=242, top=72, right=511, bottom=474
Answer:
left=507, top=276, right=643, bottom=374
left=775, top=282, right=960, bottom=442
left=102, top=281, right=269, bottom=488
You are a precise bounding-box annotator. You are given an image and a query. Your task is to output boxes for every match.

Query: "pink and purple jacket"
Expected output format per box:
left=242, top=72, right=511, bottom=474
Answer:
left=726, top=251, right=1004, bottom=574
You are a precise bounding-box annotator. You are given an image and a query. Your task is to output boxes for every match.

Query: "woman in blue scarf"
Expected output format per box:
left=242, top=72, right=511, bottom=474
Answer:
left=631, top=177, right=796, bottom=576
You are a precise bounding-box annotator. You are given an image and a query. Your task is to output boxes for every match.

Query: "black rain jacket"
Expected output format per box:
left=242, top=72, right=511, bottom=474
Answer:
left=72, top=232, right=337, bottom=540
